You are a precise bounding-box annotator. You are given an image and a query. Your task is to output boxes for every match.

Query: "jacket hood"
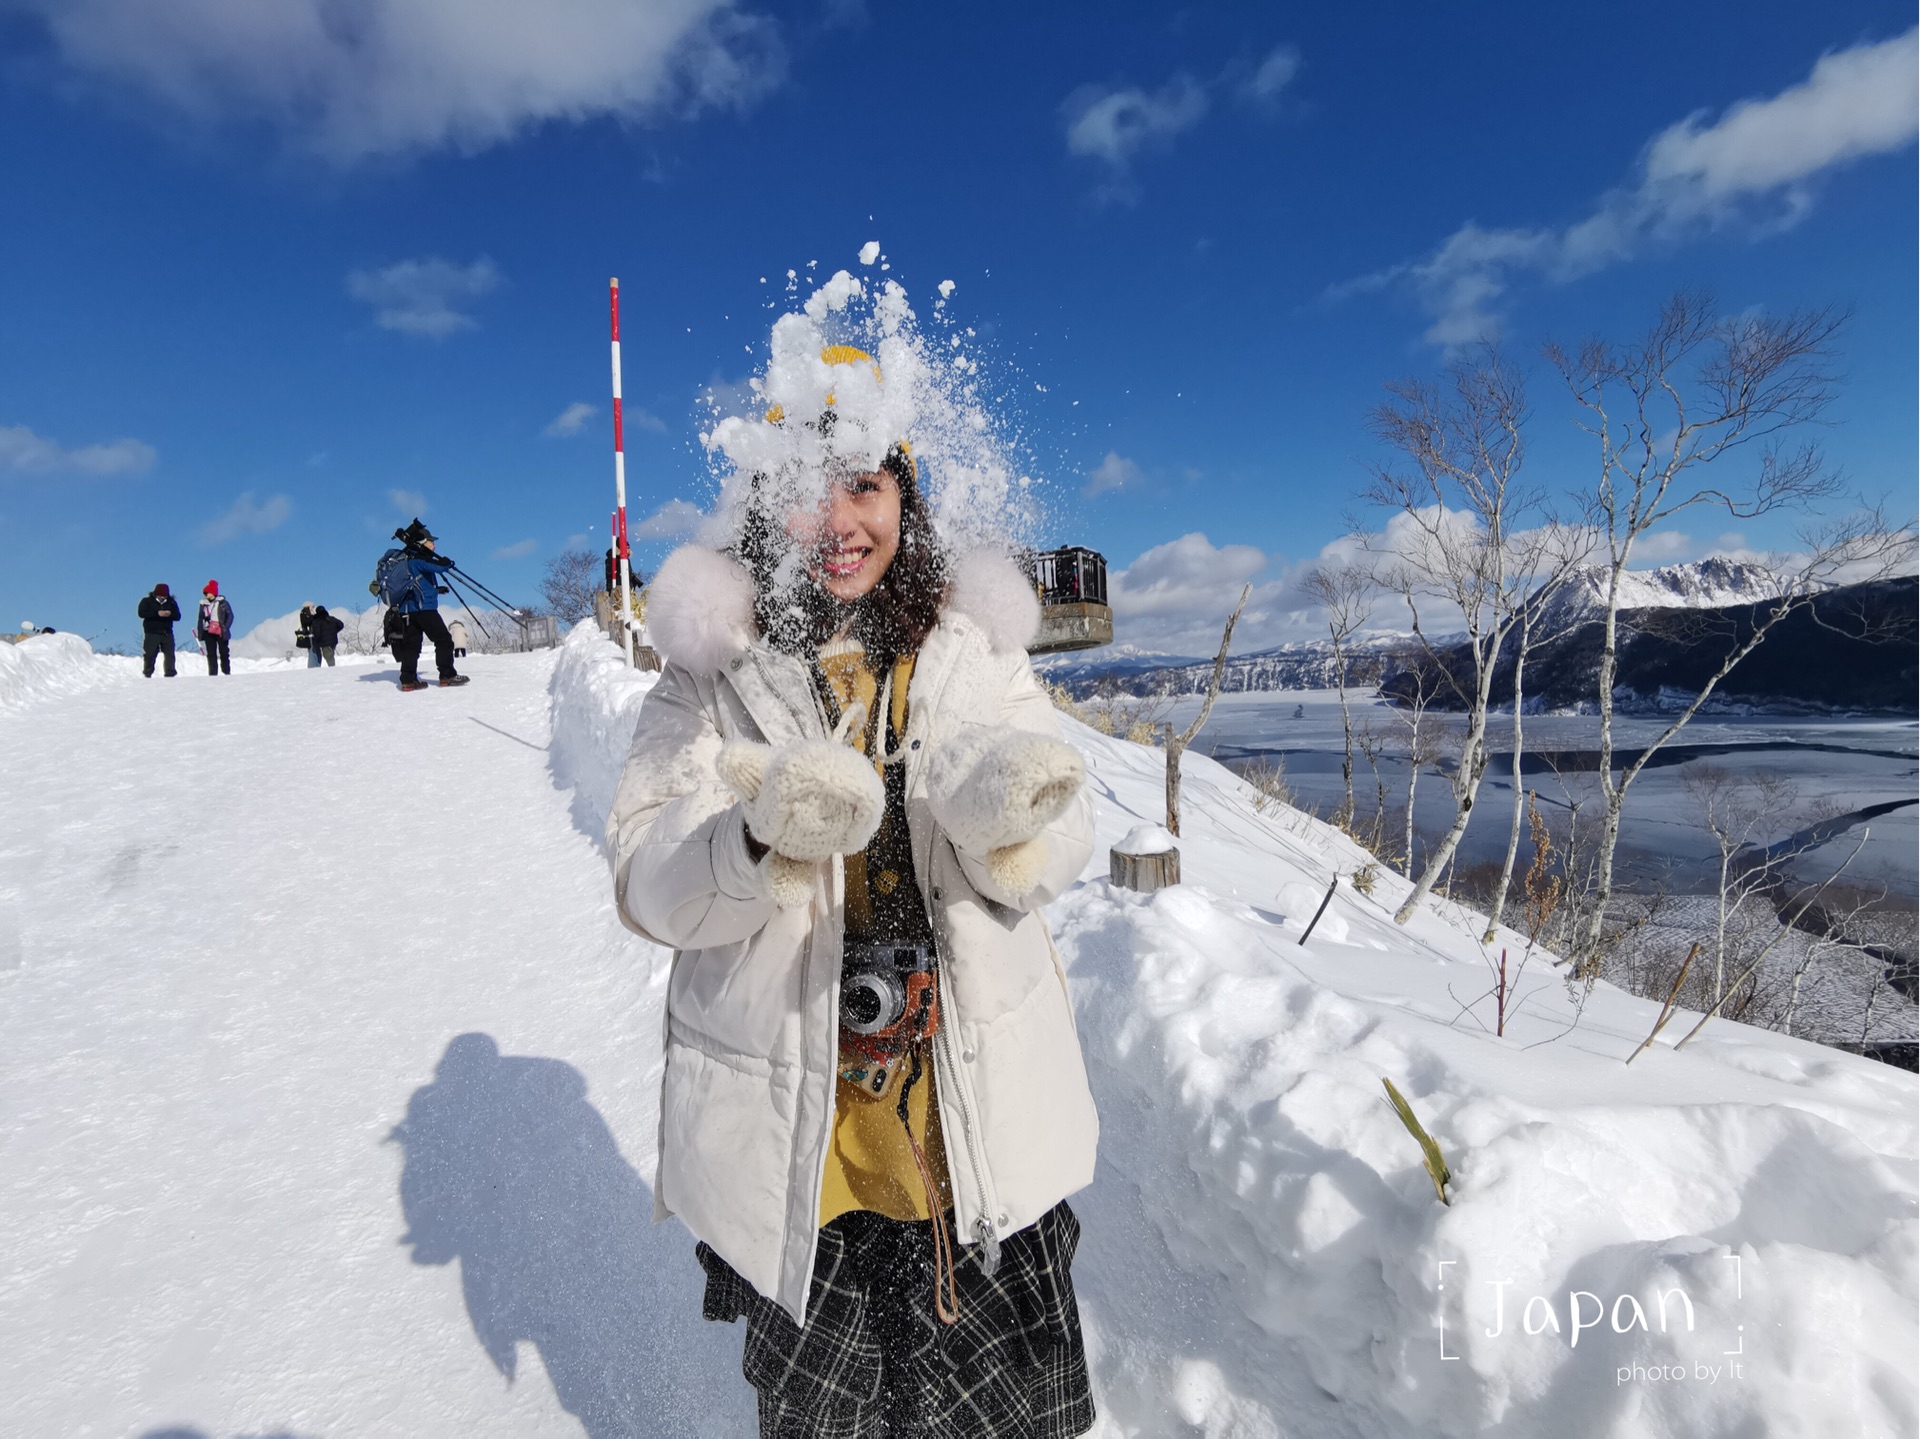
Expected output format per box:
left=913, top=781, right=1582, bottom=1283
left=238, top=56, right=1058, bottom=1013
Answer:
left=647, top=543, right=1040, bottom=674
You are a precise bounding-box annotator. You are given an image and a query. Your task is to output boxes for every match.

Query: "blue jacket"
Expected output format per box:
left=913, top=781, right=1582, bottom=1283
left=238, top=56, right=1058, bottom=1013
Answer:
left=383, top=547, right=455, bottom=613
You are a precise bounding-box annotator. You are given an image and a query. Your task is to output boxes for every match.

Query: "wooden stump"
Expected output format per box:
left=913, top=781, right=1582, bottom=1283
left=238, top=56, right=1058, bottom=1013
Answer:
left=634, top=645, right=662, bottom=673
left=1111, top=845, right=1180, bottom=893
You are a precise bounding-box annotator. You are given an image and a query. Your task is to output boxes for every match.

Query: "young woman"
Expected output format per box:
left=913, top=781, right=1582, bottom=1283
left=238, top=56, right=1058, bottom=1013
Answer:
left=607, top=425, right=1100, bottom=1437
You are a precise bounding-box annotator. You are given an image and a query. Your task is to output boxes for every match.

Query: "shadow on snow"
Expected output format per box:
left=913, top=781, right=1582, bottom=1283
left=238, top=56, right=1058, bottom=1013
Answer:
left=389, top=1032, right=751, bottom=1438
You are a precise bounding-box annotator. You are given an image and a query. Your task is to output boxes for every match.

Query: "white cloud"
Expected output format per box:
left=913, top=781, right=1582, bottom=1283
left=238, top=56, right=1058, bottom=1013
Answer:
left=543, top=401, right=598, bottom=438
left=388, top=488, right=427, bottom=516
left=0, top=423, right=156, bottom=477
left=1108, top=532, right=1307, bottom=654
left=628, top=407, right=667, bottom=434
left=1642, top=35, right=1919, bottom=208
left=348, top=257, right=501, bottom=338
left=16, top=0, right=784, bottom=163
left=632, top=498, right=704, bottom=540
left=492, top=538, right=537, bottom=559
left=1348, top=29, right=1918, bottom=345
left=1634, top=529, right=1696, bottom=562
left=1063, top=75, right=1208, bottom=171
left=1082, top=451, right=1145, bottom=497
left=198, top=491, right=291, bottom=546
left=1241, top=46, right=1300, bottom=102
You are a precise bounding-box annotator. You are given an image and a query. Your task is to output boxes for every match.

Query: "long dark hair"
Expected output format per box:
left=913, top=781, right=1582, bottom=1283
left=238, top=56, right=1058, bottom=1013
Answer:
left=736, top=445, right=947, bottom=666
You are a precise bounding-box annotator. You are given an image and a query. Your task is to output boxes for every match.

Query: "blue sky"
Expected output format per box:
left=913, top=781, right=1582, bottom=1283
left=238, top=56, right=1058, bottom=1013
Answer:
left=1, top=0, right=1913, bottom=654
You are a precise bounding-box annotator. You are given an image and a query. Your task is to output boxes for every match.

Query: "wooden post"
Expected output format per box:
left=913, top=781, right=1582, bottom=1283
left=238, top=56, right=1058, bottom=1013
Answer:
left=1111, top=845, right=1180, bottom=892
left=1111, top=824, right=1181, bottom=892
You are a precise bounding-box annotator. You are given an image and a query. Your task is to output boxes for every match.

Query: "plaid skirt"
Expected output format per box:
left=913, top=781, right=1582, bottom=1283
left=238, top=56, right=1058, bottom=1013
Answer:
left=696, top=1202, right=1095, bottom=1438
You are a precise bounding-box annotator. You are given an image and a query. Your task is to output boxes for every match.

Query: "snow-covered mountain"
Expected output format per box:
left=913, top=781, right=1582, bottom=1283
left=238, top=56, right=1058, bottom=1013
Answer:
left=1532, top=555, right=1784, bottom=635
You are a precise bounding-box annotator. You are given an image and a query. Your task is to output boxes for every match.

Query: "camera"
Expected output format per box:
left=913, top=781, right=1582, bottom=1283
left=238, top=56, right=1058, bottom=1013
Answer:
left=839, top=941, right=940, bottom=1041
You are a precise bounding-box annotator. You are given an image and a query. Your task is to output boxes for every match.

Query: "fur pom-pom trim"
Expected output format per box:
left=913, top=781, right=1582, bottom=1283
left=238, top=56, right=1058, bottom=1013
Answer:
left=648, top=542, right=1038, bottom=669
left=648, top=545, right=756, bottom=674
left=985, top=836, right=1049, bottom=897
left=946, top=549, right=1041, bottom=654
left=767, top=853, right=815, bottom=910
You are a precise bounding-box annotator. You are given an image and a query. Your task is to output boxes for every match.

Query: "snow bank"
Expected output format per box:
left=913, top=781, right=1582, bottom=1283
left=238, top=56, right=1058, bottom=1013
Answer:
left=1055, top=725, right=1916, bottom=1438
left=0, top=633, right=131, bottom=715
left=547, top=623, right=657, bottom=846
left=544, top=634, right=1917, bottom=1437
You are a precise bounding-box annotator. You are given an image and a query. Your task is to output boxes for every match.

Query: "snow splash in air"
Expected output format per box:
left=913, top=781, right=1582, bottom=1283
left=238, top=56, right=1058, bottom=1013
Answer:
left=697, top=248, right=1041, bottom=569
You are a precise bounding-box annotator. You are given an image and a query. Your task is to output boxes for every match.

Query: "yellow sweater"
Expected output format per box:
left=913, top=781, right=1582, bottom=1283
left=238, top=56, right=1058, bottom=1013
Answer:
left=814, top=640, right=953, bottom=1226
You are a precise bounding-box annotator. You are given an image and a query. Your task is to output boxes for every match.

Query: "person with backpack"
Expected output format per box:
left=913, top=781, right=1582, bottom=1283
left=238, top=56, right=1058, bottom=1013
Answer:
left=310, top=605, right=344, bottom=666
left=296, top=603, right=319, bottom=666
left=448, top=618, right=469, bottom=658
left=605, top=369, right=1098, bottom=1437
left=196, top=581, right=234, bottom=676
left=137, top=583, right=182, bottom=678
left=374, top=519, right=469, bottom=691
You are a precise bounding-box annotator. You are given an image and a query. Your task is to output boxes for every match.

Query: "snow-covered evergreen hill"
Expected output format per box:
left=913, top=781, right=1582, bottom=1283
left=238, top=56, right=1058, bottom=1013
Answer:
left=552, top=627, right=1916, bottom=1439
left=1041, top=632, right=1415, bottom=698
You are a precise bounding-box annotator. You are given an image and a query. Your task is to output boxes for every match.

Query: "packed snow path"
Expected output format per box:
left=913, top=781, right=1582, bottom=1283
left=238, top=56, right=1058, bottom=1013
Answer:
left=1, top=653, right=756, bottom=1437
left=2, top=634, right=1914, bottom=1439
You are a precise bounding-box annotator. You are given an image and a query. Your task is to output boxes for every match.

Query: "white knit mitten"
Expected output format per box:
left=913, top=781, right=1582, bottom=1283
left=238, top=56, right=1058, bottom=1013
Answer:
left=927, top=726, right=1084, bottom=896
left=718, top=740, right=886, bottom=909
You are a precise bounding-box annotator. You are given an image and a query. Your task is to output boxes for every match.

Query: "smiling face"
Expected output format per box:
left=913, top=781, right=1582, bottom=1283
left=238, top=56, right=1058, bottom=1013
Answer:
left=789, top=467, right=902, bottom=602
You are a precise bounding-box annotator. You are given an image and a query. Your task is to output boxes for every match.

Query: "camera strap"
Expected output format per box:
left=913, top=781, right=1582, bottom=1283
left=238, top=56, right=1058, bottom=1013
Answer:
left=894, top=1044, right=960, bottom=1326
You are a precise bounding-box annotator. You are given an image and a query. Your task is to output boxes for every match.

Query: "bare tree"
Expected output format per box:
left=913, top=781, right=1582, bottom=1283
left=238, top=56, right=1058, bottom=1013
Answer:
left=1299, top=563, right=1374, bottom=830
left=539, top=548, right=606, bottom=624
left=1684, top=767, right=1810, bottom=1006
left=1365, top=344, right=1591, bottom=925
left=1354, top=719, right=1392, bottom=858
left=335, top=606, right=388, bottom=657
left=1481, top=581, right=1595, bottom=939
left=1163, top=584, right=1252, bottom=837
left=1386, top=645, right=1448, bottom=880
left=1546, top=292, right=1912, bottom=974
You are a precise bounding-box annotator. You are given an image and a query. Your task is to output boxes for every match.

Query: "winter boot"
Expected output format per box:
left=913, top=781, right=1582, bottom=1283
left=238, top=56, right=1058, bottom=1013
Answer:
left=437, top=674, right=471, bottom=687
left=399, top=679, right=431, bottom=692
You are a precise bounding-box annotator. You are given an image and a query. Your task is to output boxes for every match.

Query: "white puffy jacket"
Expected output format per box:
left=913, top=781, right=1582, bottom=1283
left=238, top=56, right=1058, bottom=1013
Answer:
left=606, top=545, right=1099, bottom=1324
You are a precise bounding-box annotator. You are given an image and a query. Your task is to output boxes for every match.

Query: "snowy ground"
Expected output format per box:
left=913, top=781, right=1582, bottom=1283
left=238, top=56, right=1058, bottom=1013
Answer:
left=2, top=631, right=1914, bottom=1438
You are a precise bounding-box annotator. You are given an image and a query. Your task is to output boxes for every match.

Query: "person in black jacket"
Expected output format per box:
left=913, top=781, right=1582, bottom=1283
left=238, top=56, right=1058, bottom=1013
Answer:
left=311, top=605, right=344, bottom=666
left=138, top=583, right=182, bottom=678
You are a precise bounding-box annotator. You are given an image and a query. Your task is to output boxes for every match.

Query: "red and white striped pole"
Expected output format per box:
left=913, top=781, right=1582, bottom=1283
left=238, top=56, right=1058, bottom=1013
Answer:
left=610, top=278, right=636, bottom=666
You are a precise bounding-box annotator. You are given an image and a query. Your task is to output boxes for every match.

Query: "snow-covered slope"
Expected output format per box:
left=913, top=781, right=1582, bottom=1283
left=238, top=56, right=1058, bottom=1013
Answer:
left=552, top=627, right=1918, bottom=1438
left=0, top=624, right=1911, bottom=1438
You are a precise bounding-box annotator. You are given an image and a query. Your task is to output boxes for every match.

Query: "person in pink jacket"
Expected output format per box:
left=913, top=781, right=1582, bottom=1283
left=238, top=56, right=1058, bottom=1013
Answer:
left=196, top=581, right=233, bottom=676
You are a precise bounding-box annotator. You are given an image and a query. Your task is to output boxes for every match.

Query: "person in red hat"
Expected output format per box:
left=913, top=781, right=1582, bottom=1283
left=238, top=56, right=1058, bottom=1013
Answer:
left=196, top=581, right=234, bottom=677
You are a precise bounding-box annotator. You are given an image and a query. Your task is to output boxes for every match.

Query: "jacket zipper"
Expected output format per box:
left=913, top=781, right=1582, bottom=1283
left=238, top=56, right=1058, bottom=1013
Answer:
left=907, top=640, right=1003, bottom=1274
left=934, top=912, right=1001, bottom=1276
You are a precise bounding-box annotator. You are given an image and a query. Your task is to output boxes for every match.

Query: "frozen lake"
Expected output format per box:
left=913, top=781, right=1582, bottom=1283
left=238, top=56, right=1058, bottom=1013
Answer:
left=1143, top=691, right=1920, bottom=900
